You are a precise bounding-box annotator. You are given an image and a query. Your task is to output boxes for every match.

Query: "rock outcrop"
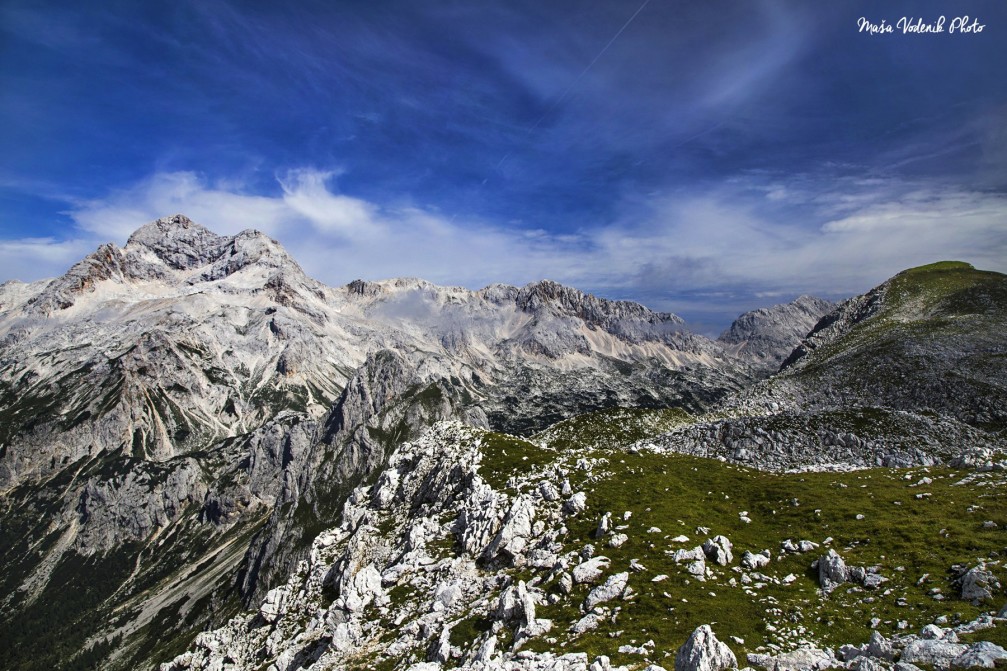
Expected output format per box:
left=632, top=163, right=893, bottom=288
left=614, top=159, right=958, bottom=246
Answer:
left=675, top=625, right=738, bottom=671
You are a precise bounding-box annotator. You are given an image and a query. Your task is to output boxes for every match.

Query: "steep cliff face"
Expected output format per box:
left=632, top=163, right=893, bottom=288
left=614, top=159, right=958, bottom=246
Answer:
left=237, top=348, right=489, bottom=608
left=718, top=295, right=835, bottom=375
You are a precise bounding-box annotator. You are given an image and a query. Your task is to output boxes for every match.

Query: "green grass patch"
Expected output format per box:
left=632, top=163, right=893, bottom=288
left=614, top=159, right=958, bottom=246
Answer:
left=476, top=432, right=556, bottom=491
left=534, top=407, right=694, bottom=453
left=493, top=433, right=1007, bottom=666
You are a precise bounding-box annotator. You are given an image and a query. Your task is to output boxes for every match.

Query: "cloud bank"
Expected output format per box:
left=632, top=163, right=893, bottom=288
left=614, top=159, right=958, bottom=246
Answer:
left=3, top=169, right=1004, bottom=332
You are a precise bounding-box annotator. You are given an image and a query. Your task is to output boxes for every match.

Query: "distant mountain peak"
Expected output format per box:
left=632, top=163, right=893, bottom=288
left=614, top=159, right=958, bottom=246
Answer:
left=718, top=295, right=835, bottom=374
left=125, top=214, right=225, bottom=271
left=515, top=279, right=684, bottom=327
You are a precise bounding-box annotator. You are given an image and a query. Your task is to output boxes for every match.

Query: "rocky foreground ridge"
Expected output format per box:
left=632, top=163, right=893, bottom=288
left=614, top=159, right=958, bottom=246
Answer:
left=0, top=217, right=1004, bottom=670
left=162, top=418, right=1007, bottom=671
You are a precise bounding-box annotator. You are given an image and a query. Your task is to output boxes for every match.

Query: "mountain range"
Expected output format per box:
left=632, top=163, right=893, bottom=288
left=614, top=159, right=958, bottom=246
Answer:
left=0, top=215, right=1004, bottom=671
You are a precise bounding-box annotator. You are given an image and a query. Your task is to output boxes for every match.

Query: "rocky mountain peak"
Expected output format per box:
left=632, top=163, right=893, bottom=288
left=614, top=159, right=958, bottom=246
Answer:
left=516, top=279, right=683, bottom=328
left=194, top=228, right=304, bottom=284
left=24, top=242, right=129, bottom=313
left=345, top=278, right=383, bottom=297
left=125, top=214, right=225, bottom=270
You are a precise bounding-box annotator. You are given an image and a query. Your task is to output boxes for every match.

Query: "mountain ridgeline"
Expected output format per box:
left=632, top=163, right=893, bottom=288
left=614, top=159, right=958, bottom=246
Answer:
left=0, top=216, right=1003, bottom=671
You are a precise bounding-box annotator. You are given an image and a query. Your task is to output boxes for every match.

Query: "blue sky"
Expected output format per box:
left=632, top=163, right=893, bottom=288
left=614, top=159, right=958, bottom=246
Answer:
left=1, top=0, right=1006, bottom=333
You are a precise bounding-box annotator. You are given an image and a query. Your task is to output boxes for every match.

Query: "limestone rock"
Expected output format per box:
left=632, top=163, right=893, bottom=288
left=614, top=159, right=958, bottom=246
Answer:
left=901, top=640, right=969, bottom=669
left=818, top=549, right=849, bottom=593
left=952, top=642, right=1007, bottom=668
left=865, top=631, right=896, bottom=661
left=675, top=625, right=738, bottom=671
left=702, top=536, right=734, bottom=566
left=960, top=565, right=1000, bottom=605
left=259, top=585, right=291, bottom=624
left=584, top=572, right=630, bottom=611
left=571, top=613, right=604, bottom=634
left=850, top=657, right=887, bottom=671
left=608, top=533, right=628, bottom=548
left=747, top=647, right=839, bottom=671
left=594, top=512, right=612, bottom=538
left=564, top=492, right=588, bottom=515
left=573, top=556, right=611, bottom=585
left=483, top=496, right=536, bottom=563
left=741, top=550, right=771, bottom=570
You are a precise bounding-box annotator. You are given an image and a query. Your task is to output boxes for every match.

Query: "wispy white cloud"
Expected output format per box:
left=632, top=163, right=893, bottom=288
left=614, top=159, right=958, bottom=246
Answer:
left=0, top=237, right=94, bottom=287
left=67, top=172, right=291, bottom=241
left=3, top=169, right=1005, bottom=331
left=616, top=181, right=1007, bottom=303
left=277, top=170, right=382, bottom=240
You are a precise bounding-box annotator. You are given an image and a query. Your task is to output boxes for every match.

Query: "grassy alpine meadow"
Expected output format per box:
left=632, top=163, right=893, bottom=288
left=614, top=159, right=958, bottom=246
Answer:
left=463, top=408, right=1007, bottom=668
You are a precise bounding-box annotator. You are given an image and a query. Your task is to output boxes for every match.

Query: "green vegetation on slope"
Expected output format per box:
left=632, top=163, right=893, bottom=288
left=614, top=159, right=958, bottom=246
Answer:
left=533, top=406, right=694, bottom=453
left=799, top=262, right=1007, bottom=373
left=477, top=409, right=1007, bottom=668
left=772, top=262, right=1007, bottom=432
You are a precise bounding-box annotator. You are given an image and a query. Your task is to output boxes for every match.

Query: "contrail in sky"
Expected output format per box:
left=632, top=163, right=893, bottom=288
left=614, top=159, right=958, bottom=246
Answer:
left=530, top=0, right=654, bottom=131
left=493, top=0, right=655, bottom=175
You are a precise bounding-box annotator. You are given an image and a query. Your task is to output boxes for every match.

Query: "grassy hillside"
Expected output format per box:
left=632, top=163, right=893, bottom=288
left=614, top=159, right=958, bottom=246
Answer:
left=472, top=409, right=1007, bottom=668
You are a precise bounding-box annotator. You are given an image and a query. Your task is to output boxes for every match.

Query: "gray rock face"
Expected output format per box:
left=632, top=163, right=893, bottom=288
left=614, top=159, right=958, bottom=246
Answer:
left=747, top=647, right=839, bottom=671
left=922, top=624, right=950, bottom=640
left=850, top=657, right=886, bottom=671
left=718, top=295, right=835, bottom=375
left=240, top=348, right=485, bottom=602
left=673, top=546, right=708, bottom=581
left=900, top=639, right=969, bottom=669
left=25, top=243, right=131, bottom=314
left=513, top=279, right=686, bottom=343
left=571, top=612, right=604, bottom=634
left=584, top=572, right=630, bottom=611
left=702, top=535, right=734, bottom=566
left=778, top=276, right=895, bottom=376
left=564, top=491, right=588, bottom=514
left=74, top=457, right=208, bottom=553
left=573, top=556, right=611, bottom=585
left=126, top=214, right=227, bottom=271
left=675, top=625, right=738, bottom=671
left=818, top=549, right=848, bottom=593
left=952, top=642, right=1007, bottom=668
left=866, top=630, right=896, bottom=661
left=960, top=565, right=1000, bottom=605
left=741, top=550, right=770, bottom=570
